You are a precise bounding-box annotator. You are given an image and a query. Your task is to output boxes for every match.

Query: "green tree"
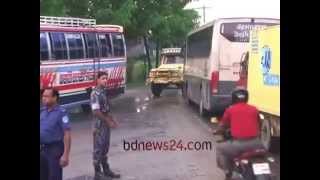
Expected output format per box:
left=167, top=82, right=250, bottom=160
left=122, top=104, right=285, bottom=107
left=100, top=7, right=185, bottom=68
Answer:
left=149, top=0, right=198, bottom=67
left=88, top=0, right=136, bottom=28
left=64, top=0, right=90, bottom=17
left=40, top=0, right=67, bottom=16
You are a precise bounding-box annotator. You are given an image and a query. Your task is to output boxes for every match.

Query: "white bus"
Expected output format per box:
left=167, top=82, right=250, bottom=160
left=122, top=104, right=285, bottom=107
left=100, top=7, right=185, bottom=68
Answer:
left=184, top=17, right=279, bottom=115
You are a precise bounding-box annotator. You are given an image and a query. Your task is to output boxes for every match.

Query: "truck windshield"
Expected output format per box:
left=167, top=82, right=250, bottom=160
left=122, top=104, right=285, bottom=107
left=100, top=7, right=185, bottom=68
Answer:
left=164, top=55, right=184, bottom=64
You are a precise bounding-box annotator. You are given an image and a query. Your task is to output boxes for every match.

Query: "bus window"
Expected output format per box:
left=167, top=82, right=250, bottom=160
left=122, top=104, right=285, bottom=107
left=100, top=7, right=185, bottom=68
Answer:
left=220, top=22, right=277, bottom=42
left=112, top=33, right=125, bottom=57
left=50, top=32, right=68, bottom=60
left=98, top=34, right=112, bottom=57
left=65, top=33, right=84, bottom=59
left=84, top=33, right=98, bottom=58
left=187, top=26, right=213, bottom=59
left=40, top=32, right=49, bottom=61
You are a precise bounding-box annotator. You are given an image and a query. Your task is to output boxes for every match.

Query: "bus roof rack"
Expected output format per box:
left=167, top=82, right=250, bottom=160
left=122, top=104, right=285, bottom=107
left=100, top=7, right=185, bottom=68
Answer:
left=40, top=16, right=96, bottom=27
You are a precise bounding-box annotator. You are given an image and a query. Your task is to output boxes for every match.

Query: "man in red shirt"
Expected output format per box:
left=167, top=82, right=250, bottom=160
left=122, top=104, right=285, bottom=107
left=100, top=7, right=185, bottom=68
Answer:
left=213, top=89, right=264, bottom=180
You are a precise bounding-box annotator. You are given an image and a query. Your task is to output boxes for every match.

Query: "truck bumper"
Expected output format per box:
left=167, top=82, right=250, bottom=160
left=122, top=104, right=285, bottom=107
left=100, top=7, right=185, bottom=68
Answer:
left=146, top=78, right=184, bottom=86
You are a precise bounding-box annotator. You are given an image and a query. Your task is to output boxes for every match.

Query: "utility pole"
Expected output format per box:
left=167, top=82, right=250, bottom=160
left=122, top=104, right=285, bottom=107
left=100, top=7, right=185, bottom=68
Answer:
left=203, top=5, right=205, bottom=24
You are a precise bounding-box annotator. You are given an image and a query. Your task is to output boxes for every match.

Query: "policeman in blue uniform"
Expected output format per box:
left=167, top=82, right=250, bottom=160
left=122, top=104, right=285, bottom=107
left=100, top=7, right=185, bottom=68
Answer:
left=40, top=89, right=49, bottom=180
left=91, top=71, right=120, bottom=180
left=40, top=88, right=71, bottom=180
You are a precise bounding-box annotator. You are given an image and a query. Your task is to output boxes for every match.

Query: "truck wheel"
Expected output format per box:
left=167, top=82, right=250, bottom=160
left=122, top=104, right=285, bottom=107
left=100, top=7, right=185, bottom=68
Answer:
left=151, top=83, right=162, bottom=97
left=260, top=119, right=272, bottom=151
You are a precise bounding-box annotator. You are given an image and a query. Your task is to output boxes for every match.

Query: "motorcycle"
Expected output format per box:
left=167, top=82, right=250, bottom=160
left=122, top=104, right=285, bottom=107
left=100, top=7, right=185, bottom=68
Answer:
left=214, top=129, right=276, bottom=180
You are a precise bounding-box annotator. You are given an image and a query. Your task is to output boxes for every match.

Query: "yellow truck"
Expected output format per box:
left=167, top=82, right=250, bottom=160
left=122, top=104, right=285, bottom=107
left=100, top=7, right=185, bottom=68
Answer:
left=146, top=48, right=184, bottom=97
left=247, top=25, right=280, bottom=150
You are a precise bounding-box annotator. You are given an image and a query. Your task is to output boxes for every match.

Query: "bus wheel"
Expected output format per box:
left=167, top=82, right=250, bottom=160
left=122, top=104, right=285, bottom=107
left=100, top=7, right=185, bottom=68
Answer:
left=199, top=89, right=208, bottom=117
left=81, top=104, right=91, bottom=114
left=182, top=82, right=187, bottom=98
left=199, top=99, right=204, bottom=116
left=151, top=83, right=162, bottom=97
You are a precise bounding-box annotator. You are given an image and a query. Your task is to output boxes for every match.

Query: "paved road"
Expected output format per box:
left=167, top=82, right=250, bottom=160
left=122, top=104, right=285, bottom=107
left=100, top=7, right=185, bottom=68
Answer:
left=64, top=86, right=279, bottom=180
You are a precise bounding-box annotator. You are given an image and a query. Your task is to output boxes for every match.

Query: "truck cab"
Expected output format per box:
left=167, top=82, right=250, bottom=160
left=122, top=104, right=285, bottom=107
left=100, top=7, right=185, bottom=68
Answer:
left=146, top=48, right=184, bottom=97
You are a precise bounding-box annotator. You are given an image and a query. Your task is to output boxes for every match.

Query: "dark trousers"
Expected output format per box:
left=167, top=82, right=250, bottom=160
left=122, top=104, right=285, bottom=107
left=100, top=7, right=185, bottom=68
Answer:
left=93, top=126, right=111, bottom=167
left=40, top=142, right=64, bottom=180
left=40, top=153, right=49, bottom=180
left=216, top=138, right=264, bottom=173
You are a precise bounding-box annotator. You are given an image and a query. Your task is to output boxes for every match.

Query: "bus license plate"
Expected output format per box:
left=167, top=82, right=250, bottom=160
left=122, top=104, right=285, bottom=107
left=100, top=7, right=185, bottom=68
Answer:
left=252, top=163, right=271, bottom=175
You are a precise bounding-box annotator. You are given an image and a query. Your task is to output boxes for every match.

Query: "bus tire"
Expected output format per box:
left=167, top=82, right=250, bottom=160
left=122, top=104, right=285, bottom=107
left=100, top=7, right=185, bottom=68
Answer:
left=151, top=83, right=162, bottom=97
left=199, top=87, right=208, bottom=117
left=182, top=82, right=188, bottom=98
left=199, top=99, right=205, bottom=116
left=185, top=82, right=193, bottom=105
left=81, top=104, right=91, bottom=114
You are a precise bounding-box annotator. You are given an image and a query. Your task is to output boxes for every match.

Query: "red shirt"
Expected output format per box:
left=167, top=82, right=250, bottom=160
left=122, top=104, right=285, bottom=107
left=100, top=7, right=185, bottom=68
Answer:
left=220, top=102, right=260, bottom=139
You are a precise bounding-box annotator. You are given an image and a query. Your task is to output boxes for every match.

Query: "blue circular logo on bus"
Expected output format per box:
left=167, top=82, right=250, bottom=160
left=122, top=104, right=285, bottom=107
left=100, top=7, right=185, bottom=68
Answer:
left=261, top=46, right=272, bottom=75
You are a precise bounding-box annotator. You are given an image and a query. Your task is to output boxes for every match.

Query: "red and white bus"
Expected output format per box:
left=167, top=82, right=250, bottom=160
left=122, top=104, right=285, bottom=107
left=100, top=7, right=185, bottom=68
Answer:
left=40, top=16, right=127, bottom=108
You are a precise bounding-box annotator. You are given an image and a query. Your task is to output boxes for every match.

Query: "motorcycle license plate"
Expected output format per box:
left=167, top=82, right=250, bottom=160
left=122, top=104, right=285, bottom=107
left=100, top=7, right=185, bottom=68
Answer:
left=252, top=163, right=271, bottom=175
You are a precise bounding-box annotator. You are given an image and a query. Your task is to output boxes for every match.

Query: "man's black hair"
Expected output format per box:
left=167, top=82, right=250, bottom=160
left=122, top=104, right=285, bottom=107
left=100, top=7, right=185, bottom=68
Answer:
left=43, top=87, right=60, bottom=101
left=97, top=71, right=108, bottom=79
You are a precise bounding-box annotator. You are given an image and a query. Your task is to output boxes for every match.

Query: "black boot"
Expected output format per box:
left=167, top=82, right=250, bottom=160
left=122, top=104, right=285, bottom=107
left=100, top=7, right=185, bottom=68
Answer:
left=94, top=164, right=108, bottom=180
left=102, top=162, right=120, bottom=178
left=224, top=171, right=233, bottom=180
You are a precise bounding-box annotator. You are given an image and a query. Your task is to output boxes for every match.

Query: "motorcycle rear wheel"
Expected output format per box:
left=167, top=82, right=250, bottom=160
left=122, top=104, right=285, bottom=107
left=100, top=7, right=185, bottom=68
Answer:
left=255, top=174, right=272, bottom=180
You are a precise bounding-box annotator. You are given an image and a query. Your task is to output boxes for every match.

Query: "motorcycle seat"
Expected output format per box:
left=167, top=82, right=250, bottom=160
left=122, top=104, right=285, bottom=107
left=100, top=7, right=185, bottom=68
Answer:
left=234, top=148, right=268, bottom=161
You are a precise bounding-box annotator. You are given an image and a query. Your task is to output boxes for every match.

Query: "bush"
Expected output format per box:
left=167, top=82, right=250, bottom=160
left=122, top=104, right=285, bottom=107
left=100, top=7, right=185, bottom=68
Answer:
left=127, top=56, right=146, bottom=84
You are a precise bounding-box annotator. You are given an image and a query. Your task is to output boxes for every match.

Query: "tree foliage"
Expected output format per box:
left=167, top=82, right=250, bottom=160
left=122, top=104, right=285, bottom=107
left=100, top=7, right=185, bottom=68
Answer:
left=40, top=0, right=67, bottom=16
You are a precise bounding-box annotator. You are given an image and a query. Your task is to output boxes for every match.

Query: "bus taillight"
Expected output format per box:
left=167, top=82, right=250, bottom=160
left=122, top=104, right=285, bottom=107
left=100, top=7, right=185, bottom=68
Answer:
left=211, top=71, right=219, bottom=94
